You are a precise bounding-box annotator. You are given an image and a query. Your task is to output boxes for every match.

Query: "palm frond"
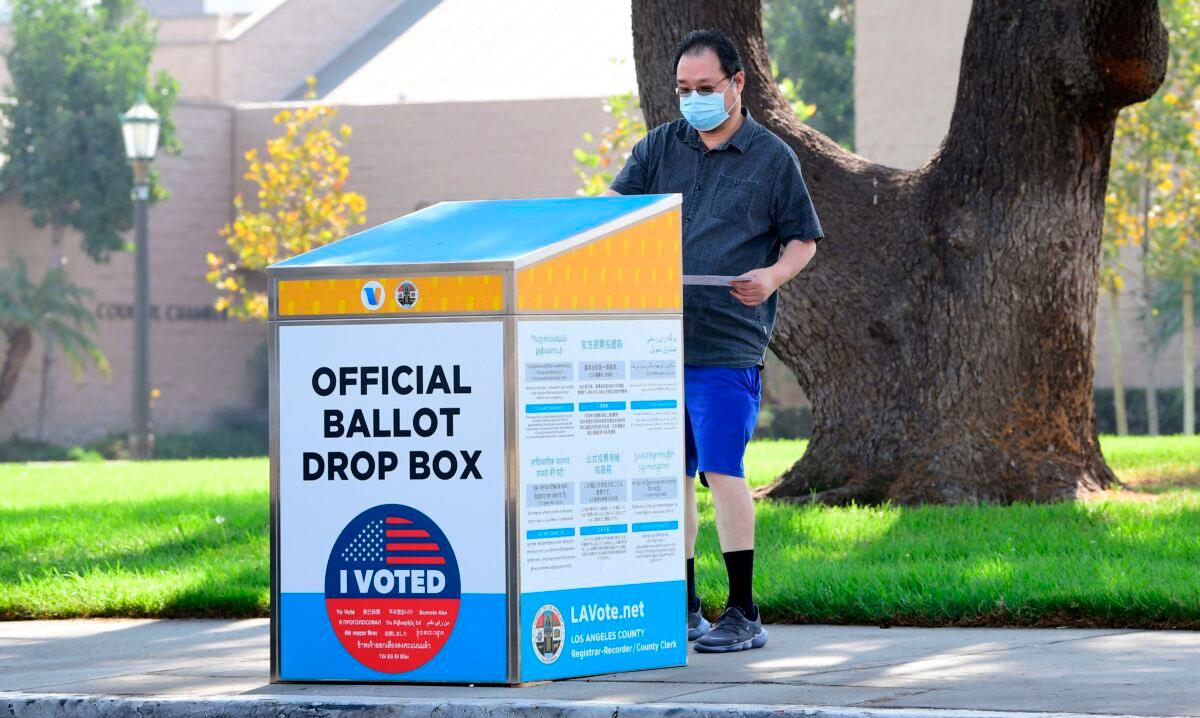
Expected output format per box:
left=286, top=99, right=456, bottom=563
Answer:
left=0, top=253, right=108, bottom=377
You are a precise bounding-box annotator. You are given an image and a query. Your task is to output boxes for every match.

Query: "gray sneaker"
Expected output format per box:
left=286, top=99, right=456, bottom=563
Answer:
left=693, top=606, right=768, bottom=653
left=687, top=602, right=710, bottom=641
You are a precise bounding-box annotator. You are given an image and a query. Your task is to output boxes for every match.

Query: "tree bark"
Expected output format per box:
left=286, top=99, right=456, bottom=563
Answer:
left=0, top=326, right=33, bottom=412
left=631, top=0, right=1168, bottom=504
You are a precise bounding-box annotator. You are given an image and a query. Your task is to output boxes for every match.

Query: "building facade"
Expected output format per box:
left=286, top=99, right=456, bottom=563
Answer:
left=3, top=0, right=1173, bottom=445
left=0, top=0, right=635, bottom=444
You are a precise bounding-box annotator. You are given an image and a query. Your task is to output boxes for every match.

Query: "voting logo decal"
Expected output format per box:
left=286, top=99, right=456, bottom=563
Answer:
left=532, top=604, right=565, bottom=664
left=325, top=504, right=461, bottom=673
left=360, top=281, right=385, bottom=311
left=395, top=280, right=419, bottom=309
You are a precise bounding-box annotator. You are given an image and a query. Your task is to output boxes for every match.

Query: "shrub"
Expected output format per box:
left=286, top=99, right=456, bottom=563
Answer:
left=755, top=405, right=813, bottom=439
left=151, top=428, right=266, bottom=459
left=1095, top=388, right=1200, bottom=435
left=0, top=436, right=74, bottom=461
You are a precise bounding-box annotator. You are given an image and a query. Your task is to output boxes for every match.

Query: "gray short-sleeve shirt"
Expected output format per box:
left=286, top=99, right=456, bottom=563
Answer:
left=610, top=109, right=823, bottom=367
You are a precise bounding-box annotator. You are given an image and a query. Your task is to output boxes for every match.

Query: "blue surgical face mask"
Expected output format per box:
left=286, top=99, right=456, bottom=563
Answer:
left=679, top=77, right=739, bottom=132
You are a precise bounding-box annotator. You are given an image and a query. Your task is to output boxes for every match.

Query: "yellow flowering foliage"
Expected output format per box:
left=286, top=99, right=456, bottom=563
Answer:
left=1103, top=0, right=1200, bottom=290
left=574, top=91, right=646, bottom=197
left=207, top=79, right=367, bottom=321
left=772, top=60, right=817, bottom=125
left=1103, top=108, right=1148, bottom=293
left=1144, top=29, right=1200, bottom=280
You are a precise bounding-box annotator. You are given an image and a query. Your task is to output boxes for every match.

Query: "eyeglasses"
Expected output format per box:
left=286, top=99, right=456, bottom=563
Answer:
left=674, top=77, right=734, bottom=98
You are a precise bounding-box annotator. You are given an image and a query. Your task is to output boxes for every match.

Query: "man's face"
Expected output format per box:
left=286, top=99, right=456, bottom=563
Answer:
left=676, top=48, right=743, bottom=116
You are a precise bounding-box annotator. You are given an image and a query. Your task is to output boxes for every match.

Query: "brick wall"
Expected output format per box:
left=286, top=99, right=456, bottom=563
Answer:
left=232, top=97, right=614, bottom=224
left=854, top=0, right=971, bottom=170
left=0, top=96, right=615, bottom=444
left=0, top=103, right=264, bottom=445
left=215, top=0, right=401, bottom=101
left=153, top=42, right=220, bottom=100
left=0, top=2, right=646, bottom=444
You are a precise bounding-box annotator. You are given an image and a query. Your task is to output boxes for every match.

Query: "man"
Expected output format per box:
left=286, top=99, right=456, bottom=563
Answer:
left=606, top=29, right=822, bottom=653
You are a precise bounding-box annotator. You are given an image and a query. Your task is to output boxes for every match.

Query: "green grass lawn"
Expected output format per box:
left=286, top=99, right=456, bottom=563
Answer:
left=723, top=438, right=1200, bottom=628
left=0, top=460, right=268, bottom=618
left=1, top=437, right=1198, bottom=626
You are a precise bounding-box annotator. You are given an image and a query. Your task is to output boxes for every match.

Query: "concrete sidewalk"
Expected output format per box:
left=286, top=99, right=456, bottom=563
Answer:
left=0, top=619, right=1197, bottom=717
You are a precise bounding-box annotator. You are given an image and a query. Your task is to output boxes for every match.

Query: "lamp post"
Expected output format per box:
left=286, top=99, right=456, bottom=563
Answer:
left=120, top=91, right=160, bottom=460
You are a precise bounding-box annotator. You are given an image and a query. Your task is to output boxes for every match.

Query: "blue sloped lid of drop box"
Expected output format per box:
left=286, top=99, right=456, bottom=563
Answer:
left=267, top=194, right=677, bottom=274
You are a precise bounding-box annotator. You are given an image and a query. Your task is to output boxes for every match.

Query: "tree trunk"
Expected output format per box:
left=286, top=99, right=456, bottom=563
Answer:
left=1184, top=274, right=1195, bottom=436
left=35, top=344, right=53, bottom=440
left=35, top=221, right=65, bottom=442
left=0, top=326, right=34, bottom=412
left=1108, top=288, right=1128, bottom=436
left=1139, top=179, right=1160, bottom=436
left=631, top=0, right=1167, bottom=504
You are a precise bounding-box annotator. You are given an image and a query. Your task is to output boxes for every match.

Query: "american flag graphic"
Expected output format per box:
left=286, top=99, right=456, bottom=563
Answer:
left=338, top=516, right=447, bottom=566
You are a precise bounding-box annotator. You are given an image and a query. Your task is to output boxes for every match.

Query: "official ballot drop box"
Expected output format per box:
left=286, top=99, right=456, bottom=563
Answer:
left=267, top=194, right=688, bottom=684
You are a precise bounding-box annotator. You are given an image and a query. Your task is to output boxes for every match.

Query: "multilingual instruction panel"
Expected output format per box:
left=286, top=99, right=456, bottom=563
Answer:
left=516, top=317, right=686, bottom=680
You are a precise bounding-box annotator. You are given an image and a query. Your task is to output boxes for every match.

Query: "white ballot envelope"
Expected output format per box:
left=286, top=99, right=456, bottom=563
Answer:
left=682, top=274, right=739, bottom=286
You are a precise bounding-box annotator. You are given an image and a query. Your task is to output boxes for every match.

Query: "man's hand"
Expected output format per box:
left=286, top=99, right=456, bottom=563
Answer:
left=729, top=239, right=817, bottom=307
left=729, top=268, right=781, bottom=307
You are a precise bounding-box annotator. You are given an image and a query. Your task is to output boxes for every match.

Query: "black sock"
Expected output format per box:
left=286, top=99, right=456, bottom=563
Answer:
left=686, top=557, right=700, bottom=612
left=723, top=549, right=756, bottom=619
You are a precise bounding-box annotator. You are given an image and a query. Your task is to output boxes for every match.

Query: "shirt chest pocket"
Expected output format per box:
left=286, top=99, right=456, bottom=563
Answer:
left=710, top=173, right=760, bottom=224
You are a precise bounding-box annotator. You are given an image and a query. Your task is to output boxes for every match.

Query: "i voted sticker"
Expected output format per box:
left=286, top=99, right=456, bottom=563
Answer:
left=324, top=504, right=461, bottom=672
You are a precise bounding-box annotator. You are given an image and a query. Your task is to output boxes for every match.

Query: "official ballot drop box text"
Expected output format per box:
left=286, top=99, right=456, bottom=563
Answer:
left=267, top=194, right=687, bottom=684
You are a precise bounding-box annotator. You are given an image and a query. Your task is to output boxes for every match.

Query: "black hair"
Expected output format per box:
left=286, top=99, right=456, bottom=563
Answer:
left=672, top=29, right=744, bottom=78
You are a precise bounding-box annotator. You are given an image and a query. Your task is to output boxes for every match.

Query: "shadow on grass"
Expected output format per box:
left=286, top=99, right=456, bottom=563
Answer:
left=696, top=491, right=1200, bottom=629
left=156, top=562, right=270, bottom=619
left=1114, top=470, right=1200, bottom=494
left=0, top=493, right=269, bottom=619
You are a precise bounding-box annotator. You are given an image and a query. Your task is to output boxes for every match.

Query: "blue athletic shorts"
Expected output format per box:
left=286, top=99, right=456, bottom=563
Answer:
left=683, top=364, right=762, bottom=487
